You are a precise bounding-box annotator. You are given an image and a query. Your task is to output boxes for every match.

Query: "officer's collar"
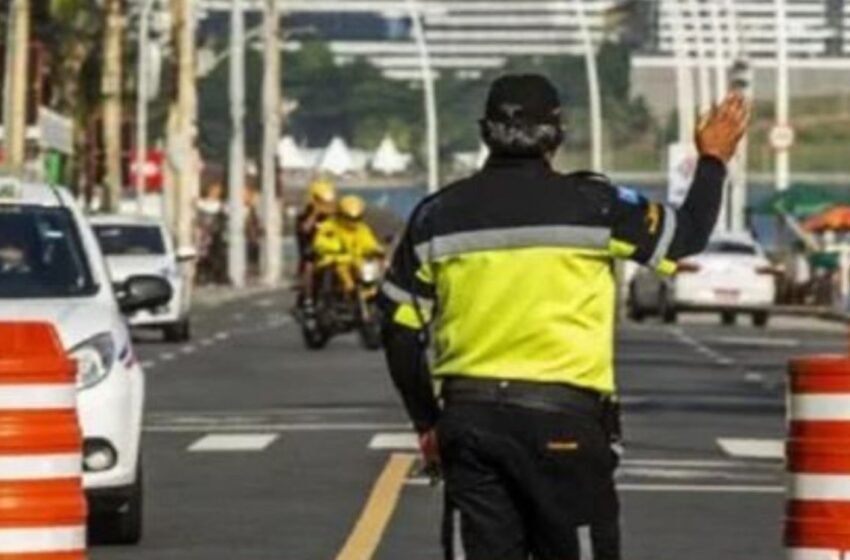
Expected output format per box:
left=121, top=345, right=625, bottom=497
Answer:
left=484, top=154, right=552, bottom=171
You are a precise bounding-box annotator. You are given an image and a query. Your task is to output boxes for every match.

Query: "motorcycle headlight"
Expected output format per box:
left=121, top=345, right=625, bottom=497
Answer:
left=70, top=333, right=116, bottom=390
left=361, top=261, right=381, bottom=283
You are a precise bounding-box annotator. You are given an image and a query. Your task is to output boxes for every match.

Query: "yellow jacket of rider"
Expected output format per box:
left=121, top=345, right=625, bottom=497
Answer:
left=313, top=218, right=383, bottom=267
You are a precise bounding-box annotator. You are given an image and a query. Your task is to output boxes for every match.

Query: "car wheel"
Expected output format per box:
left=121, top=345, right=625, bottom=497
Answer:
left=626, top=286, right=646, bottom=322
left=660, top=290, right=677, bottom=324
left=721, top=311, right=737, bottom=326
left=163, top=319, right=191, bottom=343
left=752, top=312, right=769, bottom=328
left=90, top=464, right=143, bottom=545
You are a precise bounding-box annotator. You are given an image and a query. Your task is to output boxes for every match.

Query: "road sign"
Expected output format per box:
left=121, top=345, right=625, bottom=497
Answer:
left=770, top=124, right=795, bottom=151
left=129, top=150, right=165, bottom=192
left=38, top=108, right=74, bottom=155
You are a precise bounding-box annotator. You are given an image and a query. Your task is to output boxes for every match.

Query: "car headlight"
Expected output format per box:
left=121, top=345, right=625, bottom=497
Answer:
left=360, top=261, right=382, bottom=283
left=70, top=333, right=116, bottom=390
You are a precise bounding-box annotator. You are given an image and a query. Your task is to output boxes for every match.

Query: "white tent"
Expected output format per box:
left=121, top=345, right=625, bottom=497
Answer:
left=319, top=136, right=355, bottom=176
left=371, top=135, right=411, bottom=175
left=277, top=136, right=312, bottom=170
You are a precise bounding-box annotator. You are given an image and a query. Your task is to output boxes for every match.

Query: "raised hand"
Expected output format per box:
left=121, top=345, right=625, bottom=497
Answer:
left=695, top=91, right=751, bottom=163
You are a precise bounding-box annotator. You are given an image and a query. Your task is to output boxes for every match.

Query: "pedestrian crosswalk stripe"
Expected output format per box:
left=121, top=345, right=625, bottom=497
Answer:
left=717, top=438, right=784, bottom=460
left=369, top=433, right=419, bottom=451
left=188, top=434, right=278, bottom=452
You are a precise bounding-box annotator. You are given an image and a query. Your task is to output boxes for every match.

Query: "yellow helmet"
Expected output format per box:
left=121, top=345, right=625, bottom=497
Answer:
left=339, top=195, right=366, bottom=221
left=308, top=178, right=337, bottom=205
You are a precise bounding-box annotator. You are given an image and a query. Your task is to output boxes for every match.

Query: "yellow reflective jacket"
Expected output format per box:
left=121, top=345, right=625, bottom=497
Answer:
left=314, top=218, right=383, bottom=267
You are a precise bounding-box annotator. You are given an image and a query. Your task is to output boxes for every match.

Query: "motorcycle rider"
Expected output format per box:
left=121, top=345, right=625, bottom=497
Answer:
left=297, top=178, right=338, bottom=307
left=313, top=195, right=384, bottom=297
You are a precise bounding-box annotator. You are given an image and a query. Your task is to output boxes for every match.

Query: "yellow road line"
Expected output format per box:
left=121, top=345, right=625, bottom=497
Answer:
left=336, top=453, right=416, bottom=560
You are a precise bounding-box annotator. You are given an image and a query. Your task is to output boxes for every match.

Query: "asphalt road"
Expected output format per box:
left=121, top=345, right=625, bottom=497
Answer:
left=90, top=290, right=848, bottom=559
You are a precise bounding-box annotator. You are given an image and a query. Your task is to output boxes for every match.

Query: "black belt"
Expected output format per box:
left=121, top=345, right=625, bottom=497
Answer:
left=441, top=377, right=606, bottom=417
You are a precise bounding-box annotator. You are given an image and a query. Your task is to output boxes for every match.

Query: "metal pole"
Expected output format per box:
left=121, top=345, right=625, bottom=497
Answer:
left=261, top=0, right=282, bottom=285
left=228, top=0, right=247, bottom=287
left=669, top=0, right=695, bottom=142
left=135, top=0, right=154, bottom=215
left=708, top=0, right=727, bottom=101
left=407, top=0, right=439, bottom=193
left=2, top=0, right=29, bottom=174
left=687, top=0, right=711, bottom=114
left=775, top=0, right=791, bottom=191
left=575, top=0, right=603, bottom=171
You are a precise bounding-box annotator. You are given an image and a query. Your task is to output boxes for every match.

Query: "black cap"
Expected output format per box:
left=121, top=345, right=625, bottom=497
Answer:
left=484, top=74, right=562, bottom=125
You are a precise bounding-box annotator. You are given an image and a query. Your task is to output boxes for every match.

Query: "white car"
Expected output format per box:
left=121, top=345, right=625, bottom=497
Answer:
left=0, top=177, right=171, bottom=544
left=628, top=232, right=777, bottom=327
left=90, top=214, right=194, bottom=342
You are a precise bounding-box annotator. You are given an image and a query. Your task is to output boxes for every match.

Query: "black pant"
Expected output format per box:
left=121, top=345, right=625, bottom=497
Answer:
left=439, top=401, right=619, bottom=560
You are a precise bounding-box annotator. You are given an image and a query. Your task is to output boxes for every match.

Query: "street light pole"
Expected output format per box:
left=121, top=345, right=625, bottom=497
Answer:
left=260, top=0, right=282, bottom=285
left=2, top=0, right=29, bottom=175
left=687, top=0, right=711, bottom=114
left=135, top=0, right=155, bottom=215
left=574, top=0, right=603, bottom=172
left=406, top=0, right=439, bottom=193
left=228, top=0, right=247, bottom=287
left=775, top=0, right=791, bottom=191
left=669, top=0, right=695, bottom=143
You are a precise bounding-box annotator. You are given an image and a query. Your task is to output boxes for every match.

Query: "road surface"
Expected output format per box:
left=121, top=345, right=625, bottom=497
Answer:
left=91, top=290, right=846, bottom=559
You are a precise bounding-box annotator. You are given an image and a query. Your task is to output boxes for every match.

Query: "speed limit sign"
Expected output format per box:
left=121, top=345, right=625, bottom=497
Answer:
left=770, top=124, right=796, bottom=151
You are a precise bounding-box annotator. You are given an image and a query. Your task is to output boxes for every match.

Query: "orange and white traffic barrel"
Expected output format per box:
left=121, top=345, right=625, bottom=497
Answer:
left=0, top=322, right=86, bottom=559
left=786, top=355, right=850, bottom=559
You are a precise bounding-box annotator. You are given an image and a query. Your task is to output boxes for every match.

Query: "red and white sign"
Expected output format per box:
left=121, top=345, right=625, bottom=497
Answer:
left=128, top=150, right=164, bottom=193
left=770, top=124, right=796, bottom=151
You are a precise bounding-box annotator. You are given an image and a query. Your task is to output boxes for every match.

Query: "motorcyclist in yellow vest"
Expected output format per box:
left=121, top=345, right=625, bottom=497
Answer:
left=297, top=179, right=338, bottom=307
left=313, top=195, right=384, bottom=295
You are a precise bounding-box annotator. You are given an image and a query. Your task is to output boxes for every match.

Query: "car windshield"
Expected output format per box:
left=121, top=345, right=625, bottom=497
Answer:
left=706, top=240, right=758, bottom=255
left=0, top=205, right=97, bottom=298
left=94, top=224, right=166, bottom=256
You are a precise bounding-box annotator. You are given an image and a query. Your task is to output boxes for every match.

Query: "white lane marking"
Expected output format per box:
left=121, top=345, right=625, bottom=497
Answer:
left=369, top=433, right=419, bottom=451
left=159, top=352, right=176, bottom=361
left=0, top=526, right=85, bottom=553
left=712, top=336, right=800, bottom=348
left=717, top=438, right=784, bottom=460
left=146, top=422, right=412, bottom=434
left=669, top=328, right=735, bottom=367
left=622, top=458, right=778, bottom=469
left=140, top=360, right=156, bottom=369
left=578, top=526, right=592, bottom=560
left=255, top=298, right=275, bottom=308
left=215, top=331, right=230, bottom=341
left=744, top=372, right=766, bottom=384
left=199, top=338, right=215, bottom=347
left=791, top=394, right=850, bottom=421
left=404, top=477, right=784, bottom=494
left=619, top=467, right=774, bottom=482
left=180, top=345, right=196, bottom=355
left=616, top=483, right=783, bottom=494
left=790, top=473, right=850, bottom=500
left=188, top=433, right=278, bottom=452
left=233, top=312, right=246, bottom=321
left=788, top=548, right=847, bottom=560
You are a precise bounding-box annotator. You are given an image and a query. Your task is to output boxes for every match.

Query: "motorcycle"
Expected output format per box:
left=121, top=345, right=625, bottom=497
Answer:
left=299, top=255, right=384, bottom=351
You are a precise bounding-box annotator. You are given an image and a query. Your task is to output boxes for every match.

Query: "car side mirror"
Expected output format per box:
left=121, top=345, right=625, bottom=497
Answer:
left=117, top=275, right=173, bottom=315
left=176, top=246, right=198, bottom=263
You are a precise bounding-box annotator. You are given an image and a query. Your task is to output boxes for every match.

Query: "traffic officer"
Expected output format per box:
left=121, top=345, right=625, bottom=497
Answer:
left=379, top=74, right=748, bottom=560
